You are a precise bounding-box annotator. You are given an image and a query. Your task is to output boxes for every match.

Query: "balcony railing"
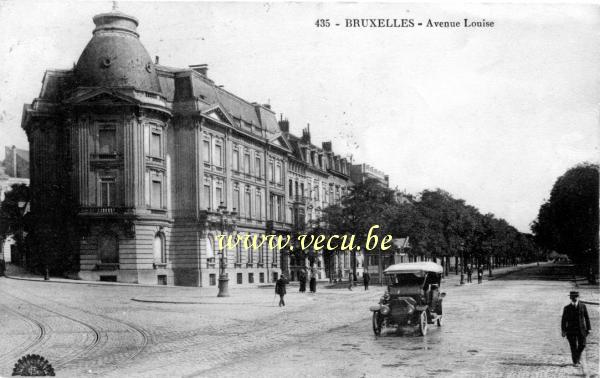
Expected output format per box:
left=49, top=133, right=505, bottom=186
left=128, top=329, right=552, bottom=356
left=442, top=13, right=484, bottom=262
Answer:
left=90, top=152, right=121, bottom=160
left=80, top=206, right=133, bottom=214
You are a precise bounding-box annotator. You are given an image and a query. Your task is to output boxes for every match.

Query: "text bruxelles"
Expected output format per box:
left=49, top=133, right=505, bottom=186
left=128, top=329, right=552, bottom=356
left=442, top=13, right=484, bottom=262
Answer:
left=216, top=225, right=392, bottom=253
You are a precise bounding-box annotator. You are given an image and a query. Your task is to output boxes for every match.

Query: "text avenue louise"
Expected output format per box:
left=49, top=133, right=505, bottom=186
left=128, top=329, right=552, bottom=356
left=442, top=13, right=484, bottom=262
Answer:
left=315, top=18, right=495, bottom=28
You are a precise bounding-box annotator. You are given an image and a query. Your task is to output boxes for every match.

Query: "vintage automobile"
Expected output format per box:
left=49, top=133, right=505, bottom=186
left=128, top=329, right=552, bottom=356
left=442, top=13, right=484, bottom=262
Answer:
left=370, top=262, right=446, bottom=336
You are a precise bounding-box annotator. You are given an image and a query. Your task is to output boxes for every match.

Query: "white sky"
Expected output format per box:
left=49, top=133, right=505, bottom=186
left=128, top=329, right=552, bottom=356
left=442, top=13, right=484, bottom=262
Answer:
left=0, top=1, right=598, bottom=232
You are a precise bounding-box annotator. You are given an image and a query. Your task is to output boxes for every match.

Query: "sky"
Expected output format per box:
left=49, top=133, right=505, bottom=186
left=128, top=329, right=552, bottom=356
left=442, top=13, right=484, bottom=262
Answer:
left=0, top=1, right=598, bottom=232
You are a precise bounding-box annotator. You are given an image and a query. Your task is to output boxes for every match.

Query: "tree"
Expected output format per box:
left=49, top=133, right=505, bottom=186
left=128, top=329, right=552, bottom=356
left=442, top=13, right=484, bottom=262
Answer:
left=318, top=179, right=399, bottom=281
left=532, top=163, right=599, bottom=277
left=0, top=184, right=30, bottom=264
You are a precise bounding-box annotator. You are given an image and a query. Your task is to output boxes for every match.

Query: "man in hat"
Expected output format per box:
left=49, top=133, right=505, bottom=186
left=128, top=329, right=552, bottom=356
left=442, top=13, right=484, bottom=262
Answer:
left=275, top=275, right=288, bottom=307
left=561, top=291, right=591, bottom=366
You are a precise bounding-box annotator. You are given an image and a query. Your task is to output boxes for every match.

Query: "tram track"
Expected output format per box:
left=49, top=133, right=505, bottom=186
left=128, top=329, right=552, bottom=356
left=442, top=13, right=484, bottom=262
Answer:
left=3, top=282, right=149, bottom=373
left=0, top=301, right=48, bottom=367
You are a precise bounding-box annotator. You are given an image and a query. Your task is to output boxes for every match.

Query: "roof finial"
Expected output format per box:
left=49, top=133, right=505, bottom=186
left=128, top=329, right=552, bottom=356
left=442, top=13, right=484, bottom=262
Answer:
left=112, top=1, right=119, bottom=11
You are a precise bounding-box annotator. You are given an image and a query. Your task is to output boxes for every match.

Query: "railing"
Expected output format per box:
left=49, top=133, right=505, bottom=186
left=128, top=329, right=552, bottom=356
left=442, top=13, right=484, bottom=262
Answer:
left=90, top=153, right=121, bottom=160
left=80, top=206, right=133, bottom=214
left=153, top=262, right=167, bottom=269
left=292, top=195, right=307, bottom=204
left=146, top=156, right=164, bottom=164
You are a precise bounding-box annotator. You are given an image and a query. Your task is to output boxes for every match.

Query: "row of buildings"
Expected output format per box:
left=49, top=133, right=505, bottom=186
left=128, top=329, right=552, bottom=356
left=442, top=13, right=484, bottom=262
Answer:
left=20, top=8, right=395, bottom=286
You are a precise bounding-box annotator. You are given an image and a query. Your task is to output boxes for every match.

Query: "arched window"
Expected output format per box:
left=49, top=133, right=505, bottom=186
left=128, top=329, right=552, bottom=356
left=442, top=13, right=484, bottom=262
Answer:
left=153, top=233, right=166, bottom=263
left=206, top=235, right=216, bottom=265
left=98, top=234, right=119, bottom=264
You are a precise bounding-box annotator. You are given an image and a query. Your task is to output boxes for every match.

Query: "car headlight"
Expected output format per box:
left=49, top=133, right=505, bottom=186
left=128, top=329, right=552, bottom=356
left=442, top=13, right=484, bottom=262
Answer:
left=380, top=305, right=391, bottom=315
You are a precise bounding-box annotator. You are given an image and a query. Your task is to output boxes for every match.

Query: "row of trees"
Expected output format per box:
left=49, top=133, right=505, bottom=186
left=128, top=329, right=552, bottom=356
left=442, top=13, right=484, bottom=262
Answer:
left=532, top=163, right=598, bottom=281
left=314, top=178, right=539, bottom=279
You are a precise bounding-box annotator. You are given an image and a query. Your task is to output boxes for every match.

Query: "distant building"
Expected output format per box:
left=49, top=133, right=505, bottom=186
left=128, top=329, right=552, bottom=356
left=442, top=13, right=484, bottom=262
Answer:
left=0, top=152, right=30, bottom=263
left=4, top=146, right=29, bottom=179
left=350, top=163, right=389, bottom=187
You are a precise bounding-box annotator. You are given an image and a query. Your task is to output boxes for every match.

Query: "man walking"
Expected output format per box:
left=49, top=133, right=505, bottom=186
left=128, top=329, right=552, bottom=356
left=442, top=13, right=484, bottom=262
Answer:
left=466, top=265, right=472, bottom=283
left=561, top=291, right=591, bottom=366
left=477, top=265, right=483, bottom=284
left=363, top=271, right=370, bottom=290
left=275, top=275, right=287, bottom=307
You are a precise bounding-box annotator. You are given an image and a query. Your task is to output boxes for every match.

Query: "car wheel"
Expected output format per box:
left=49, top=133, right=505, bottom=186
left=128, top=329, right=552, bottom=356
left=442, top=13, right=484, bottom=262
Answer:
left=419, top=311, right=428, bottom=336
left=372, top=312, right=382, bottom=336
left=437, top=316, right=442, bottom=327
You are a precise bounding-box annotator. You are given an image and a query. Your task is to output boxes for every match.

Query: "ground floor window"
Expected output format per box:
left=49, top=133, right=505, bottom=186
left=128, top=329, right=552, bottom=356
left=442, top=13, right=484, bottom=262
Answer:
left=237, top=273, right=243, bottom=284
left=98, top=234, right=118, bottom=264
left=259, top=272, right=265, bottom=283
left=209, top=274, right=216, bottom=286
left=248, top=273, right=254, bottom=283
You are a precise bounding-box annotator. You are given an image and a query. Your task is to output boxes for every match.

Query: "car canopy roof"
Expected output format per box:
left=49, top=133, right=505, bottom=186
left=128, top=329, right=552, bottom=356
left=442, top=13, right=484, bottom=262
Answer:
left=384, top=262, right=443, bottom=274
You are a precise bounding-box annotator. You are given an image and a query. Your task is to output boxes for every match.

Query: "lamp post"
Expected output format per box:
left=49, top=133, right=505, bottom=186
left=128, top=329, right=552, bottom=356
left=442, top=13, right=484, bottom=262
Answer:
left=217, top=202, right=237, bottom=297
left=459, top=242, right=465, bottom=285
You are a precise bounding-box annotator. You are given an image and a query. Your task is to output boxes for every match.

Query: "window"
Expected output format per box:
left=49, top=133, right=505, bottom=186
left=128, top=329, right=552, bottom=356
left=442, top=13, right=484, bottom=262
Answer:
left=237, top=273, right=243, bottom=284
left=203, top=140, right=210, bottom=162
left=276, top=196, right=283, bottom=221
left=244, top=153, right=251, bottom=174
left=151, top=180, right=162, bottom=208
left=203, top=184, right=211, bottom=209
left=272, top=246, right=278, bottom=265
left=150, top=132, right=161, bottom=157
left=259, top=272, right=264, bottom=283
left=232, top=149, right=239, bottom=171
left=295, top=181, right=298, bottom=197
left=215, top=186, right=223, bottom=209
left=244, top=190, right=251, bottom=218
left=233, top=186, right=240, bottom=213
left=206, top=235, right=216, bottom=264
left=236, top=244, right=243, bottom=264
left=153, top=233, right=166, bottom=263
left=275, top=164, right=282, bottom=184
left=255, top=156, right=261, bottom=177
left=288, top=179, right=293, bottom=196
left=268, top=161, right=274, bottom=182
left=247, top=242, right=253, bottom=264
left=258, top=242, right=264, bottom=263
left=100, top=178, right=116, bottom=206
left=269, top=194, right=275, bottom=220
left=99, top=128, right=116, bottom=154
left=248, top=273, right=254, bottom=283
left=214, top=143, right=222, bottom=166
left=255, top=192, right=262, bottom=219
left=209, top=274, right=216, bottom=286
left=98, top=234, right=118, bottom=264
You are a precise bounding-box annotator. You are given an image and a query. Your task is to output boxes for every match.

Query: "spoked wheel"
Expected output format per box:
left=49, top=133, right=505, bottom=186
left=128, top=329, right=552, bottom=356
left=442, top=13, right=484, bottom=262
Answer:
left=437, top=316, right=443, bottom=327
left=372, top=312, right=382, bottom=336
left=419, top=311, right=428, bottom=336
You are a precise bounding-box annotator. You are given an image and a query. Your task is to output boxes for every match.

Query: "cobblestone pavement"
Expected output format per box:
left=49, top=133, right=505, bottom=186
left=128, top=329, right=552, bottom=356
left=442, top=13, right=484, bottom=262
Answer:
left=0, top=264, right=597, bottom=377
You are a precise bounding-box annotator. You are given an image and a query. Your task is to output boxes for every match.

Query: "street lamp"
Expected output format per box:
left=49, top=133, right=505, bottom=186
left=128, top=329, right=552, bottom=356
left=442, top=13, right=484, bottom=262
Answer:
left=217, top=202, right=237, bottom=297
left=459, top=242, right=465, bottom=285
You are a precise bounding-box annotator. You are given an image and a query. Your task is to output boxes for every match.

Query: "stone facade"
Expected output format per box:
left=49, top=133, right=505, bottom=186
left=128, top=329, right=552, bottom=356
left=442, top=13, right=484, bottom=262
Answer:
left=22, top=8, right=382, bottom=286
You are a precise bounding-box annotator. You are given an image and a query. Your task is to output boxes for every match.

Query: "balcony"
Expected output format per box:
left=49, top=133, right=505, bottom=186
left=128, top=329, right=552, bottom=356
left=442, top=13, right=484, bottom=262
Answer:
left=91, top=152, right=121, bottom=160
left=292, top=195, right=308, bottom=204
left=80, top=206, right=133, bottom=215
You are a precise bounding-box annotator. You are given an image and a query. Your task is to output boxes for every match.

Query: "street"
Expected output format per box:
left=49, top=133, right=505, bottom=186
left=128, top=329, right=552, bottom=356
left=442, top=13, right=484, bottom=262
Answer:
left=0, top=264, right=597, bottom=377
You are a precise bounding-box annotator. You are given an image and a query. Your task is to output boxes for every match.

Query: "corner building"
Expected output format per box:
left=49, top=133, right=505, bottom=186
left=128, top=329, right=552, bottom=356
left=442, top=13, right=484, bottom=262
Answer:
left=22, top=9, right=292, bottom=285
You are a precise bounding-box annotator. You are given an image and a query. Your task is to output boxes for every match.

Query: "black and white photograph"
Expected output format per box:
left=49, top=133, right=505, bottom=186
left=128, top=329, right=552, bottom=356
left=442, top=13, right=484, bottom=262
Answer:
left=0, top=1, right=598, bottom=377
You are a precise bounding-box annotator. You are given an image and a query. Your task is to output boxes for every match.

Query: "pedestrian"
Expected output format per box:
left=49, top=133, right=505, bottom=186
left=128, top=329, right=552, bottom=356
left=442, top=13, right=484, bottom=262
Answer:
left=275, top=275, right=287, bottom=307
left=348, top=271, right=353, bottom=291
left=562, top=291, right=591, bottom=366
left=0, top=259, right=5, bottom=277
left=299, top=269, right=306, bottom=293
left=309, top=274, right=317, bottom=293
left=477, top=265, right=483, bottom=284
left=466, top=265, right=472, bottom=283
left=363, top=271, right=370, bottom=290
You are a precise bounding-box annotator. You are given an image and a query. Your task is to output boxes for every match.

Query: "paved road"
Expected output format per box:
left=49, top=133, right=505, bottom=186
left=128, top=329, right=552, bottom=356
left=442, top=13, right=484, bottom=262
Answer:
left=0, top=264, right=597, bottom=377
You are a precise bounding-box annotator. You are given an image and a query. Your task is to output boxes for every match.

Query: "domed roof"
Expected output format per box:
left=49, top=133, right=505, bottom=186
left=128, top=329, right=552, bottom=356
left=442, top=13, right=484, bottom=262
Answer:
left=75, top=10, right=161, bottom=92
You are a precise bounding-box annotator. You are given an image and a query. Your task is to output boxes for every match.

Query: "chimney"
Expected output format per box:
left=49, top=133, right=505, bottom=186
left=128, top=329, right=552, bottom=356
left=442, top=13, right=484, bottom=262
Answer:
left=189, top=64, right=208, bottom=76
left=322, top=141, right=332, bottom=152
left=278, top=117, right=289, bottom=133
left=301, top=125, right=311, bottom=143
left=155, top=56, right=159, bottom=64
